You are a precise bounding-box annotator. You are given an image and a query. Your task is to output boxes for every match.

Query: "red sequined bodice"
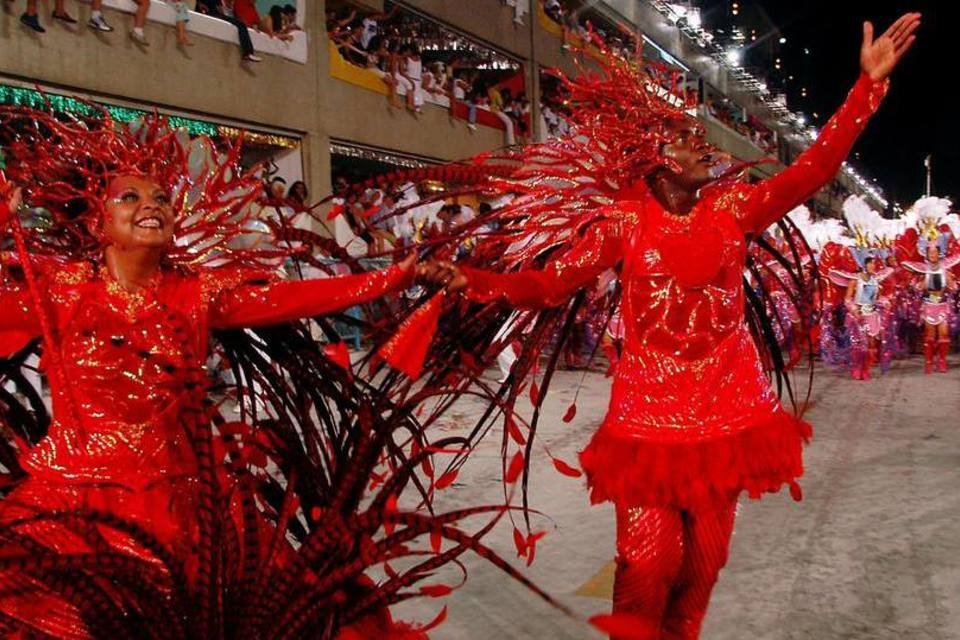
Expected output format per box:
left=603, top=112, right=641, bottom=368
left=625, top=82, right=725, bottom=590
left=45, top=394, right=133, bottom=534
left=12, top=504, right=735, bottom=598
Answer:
left=0, top=260, right=413, bottom=486
left=620, top=197, right=746, bottom=361
left=27, top=266, right=208, bottom=485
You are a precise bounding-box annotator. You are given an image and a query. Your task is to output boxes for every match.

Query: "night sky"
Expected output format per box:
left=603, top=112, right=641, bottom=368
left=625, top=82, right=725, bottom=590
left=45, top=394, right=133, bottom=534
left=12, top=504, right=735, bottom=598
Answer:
left=707, top=0, right=957, bottom=209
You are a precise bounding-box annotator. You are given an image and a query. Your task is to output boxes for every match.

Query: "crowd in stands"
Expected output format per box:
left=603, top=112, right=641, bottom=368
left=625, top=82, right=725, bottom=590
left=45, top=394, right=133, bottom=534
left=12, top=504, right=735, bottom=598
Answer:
left=261, top=174, right=309, bottom=211
left=327, top=3, right=530, bottom=146
left=541, top=0, right=638, bottom=59
left=333, top=1, right=766, bottom=151
left=704, top=95, right=778, bottom=155
left=10, top=0, right=299, bottom=62
left=541, top=0, right=777, bottom=156
left=324, top=172, right=499, bottom=260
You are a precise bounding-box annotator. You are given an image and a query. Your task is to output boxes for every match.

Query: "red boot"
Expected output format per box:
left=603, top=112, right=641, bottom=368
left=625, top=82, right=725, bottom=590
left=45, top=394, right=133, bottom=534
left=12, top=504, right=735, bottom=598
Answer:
left=937, top=339, right=950, bottom=373
left=924, top=339, right=936, bottom=374
left=862, top=348, right=876, bottom=380
left=601, top=340, right=620, bottom=378
left=851, top=360, right=863, bottom=380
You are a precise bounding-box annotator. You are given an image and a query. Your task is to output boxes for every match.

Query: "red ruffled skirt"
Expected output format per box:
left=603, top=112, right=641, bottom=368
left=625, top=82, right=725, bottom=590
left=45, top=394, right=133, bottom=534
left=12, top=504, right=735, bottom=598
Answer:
left=581, top=410, right=811, bottom=509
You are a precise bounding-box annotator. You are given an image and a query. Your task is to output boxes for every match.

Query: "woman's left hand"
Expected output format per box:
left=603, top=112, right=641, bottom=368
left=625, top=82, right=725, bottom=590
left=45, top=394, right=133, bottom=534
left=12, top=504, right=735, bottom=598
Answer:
left=860, top=13, right=921, bottom=82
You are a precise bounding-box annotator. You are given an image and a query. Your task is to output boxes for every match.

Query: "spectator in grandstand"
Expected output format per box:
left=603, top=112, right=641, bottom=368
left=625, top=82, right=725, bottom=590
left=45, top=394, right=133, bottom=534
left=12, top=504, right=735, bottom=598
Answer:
left=463, top=76, right=487, bottom=132
left=262, top=176, right=287, bottom=206
left=421, top=62, right=448, bottom=100
left=543, top=0, right=562, bottom=23
left=13, top=0, right=111, bottom=33
left=86, top=0, right=114, bottom=32
left=504, top=94, right=531, bottom=144
left=267, top=4, right=299, bottom=39
left=286, top=181, right=309, bottom=209
left=519, top=97, right=532, bottom=142
left=376, top=41, right=404, bottom=107
left=280, top=4, right=300, bottom=33
left=400, top=43, right=425, bottom=114
left=196, top=0, right=262, bottom=62
left=561, top=5, right=586, bottom=51
left=166, top=1, right=193, bottom=46
left=13, top=0, right=42, bottom=34
left=127, top=0, right=150, bottom=45
left=325, top=7, right=356, bottom=40
left=705, top=95, right=717, bottom=117
left=506, top=0, right=529, bottom=24
left=335, top=23, right=372, bottom=66
left=234, top=0, right=292, bottom=41
left=489, top=86, right=516, bottom=145
left=358, top=4, right=398, bottom=53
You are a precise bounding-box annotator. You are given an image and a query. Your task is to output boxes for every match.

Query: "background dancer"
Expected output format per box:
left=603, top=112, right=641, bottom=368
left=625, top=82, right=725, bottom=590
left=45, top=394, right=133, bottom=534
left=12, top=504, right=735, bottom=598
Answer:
left=905, top=243, right=957, bottom=373
left=843, top=256, right=889, bottom=380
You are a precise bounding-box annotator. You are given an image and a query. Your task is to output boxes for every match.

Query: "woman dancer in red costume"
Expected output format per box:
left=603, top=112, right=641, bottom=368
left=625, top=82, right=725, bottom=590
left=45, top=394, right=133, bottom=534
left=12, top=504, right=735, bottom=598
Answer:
left=415, top=13, right=919, bottom=639
left=0, top=120, right=415, bottom=636
left=0, top=107, right=563, bottom=638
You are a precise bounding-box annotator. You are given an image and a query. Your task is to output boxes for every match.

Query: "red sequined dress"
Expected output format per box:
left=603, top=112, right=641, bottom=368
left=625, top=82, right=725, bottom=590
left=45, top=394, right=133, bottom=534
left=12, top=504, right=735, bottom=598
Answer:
left=0, top=260, right=412, bottom=636
left=462, top=73, right=887, bottom=510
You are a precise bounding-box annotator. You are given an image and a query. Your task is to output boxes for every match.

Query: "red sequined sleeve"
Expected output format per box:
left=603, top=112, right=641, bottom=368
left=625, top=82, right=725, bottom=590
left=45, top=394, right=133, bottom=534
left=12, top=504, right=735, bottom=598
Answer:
left=736, top=73, right=889, bottom=234
left=0, top=282, right=40, bottom=357
left=209, top=262, right=414, bottom=329
left=0, top=287, right=40, bottom=335
left=462, top=218, right=625, bottom=309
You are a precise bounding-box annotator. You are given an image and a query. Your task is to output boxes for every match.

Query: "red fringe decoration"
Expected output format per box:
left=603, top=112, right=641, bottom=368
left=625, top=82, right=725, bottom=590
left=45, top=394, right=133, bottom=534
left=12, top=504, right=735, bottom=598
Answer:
left=580, top=411, right=812, bottom=510
left=373, top=291, right=447, bottom=380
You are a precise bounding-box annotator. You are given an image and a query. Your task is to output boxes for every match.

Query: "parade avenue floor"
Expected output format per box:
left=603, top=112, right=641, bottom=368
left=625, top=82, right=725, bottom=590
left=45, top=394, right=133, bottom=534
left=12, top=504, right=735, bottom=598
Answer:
left=400, top=357, right=960, bottom=639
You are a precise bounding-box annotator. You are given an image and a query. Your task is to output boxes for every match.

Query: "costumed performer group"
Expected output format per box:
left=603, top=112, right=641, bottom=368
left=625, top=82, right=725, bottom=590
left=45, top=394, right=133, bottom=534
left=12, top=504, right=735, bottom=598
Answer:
left=0, top=10, right=929, bottom=640
left=783, top=194, right=959, bottom=380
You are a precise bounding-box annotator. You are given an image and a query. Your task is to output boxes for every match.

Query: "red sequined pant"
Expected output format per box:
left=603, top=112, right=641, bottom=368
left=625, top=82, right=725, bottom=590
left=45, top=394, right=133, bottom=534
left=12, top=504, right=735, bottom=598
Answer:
left=612, top=497, right=738, bottom=640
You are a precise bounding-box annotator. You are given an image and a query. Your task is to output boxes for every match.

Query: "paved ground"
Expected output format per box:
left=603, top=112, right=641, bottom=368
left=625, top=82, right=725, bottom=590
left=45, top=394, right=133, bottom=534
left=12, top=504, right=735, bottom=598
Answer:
left=398, top=356, right=960, bottom=639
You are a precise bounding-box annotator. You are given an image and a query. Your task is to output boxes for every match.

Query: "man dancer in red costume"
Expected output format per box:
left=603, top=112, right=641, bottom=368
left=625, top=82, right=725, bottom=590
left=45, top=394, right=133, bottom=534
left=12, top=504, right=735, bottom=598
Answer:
left=420, top=14, right=919, bottom=639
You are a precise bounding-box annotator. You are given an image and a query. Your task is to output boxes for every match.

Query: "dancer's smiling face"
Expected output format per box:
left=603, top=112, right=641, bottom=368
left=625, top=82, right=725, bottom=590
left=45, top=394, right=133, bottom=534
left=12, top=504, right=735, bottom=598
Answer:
left=926, top=243, right=941, bottom=266
left=98, top=175, right=175, bottom=250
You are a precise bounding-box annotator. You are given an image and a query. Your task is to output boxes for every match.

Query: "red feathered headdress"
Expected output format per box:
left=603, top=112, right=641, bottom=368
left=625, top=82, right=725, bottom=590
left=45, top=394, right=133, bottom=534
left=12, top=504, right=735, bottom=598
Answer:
left=0, top=101, right=284, bottom=269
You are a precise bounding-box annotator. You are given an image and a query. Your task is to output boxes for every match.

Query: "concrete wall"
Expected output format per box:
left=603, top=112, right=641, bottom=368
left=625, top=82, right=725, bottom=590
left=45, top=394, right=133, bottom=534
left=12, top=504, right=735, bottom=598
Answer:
left=323, top=76, right=505, bottom=160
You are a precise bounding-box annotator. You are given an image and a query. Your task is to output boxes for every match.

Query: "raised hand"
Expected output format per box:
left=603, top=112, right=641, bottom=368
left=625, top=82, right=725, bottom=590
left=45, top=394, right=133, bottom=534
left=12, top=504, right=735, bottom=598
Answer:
left=861, top=12, right=921, bottom=82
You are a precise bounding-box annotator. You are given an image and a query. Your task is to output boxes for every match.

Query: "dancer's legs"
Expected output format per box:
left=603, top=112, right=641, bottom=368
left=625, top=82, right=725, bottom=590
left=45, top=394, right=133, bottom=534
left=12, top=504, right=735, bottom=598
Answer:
left=923, top=323, right=936, bottom=373
left=936, top=321, right=950, bottom=372
left=863, top=336, right=879, bottom=380
left=661, top=498, right=738, bottom=640
left=612, top=504, right=684, bottom=639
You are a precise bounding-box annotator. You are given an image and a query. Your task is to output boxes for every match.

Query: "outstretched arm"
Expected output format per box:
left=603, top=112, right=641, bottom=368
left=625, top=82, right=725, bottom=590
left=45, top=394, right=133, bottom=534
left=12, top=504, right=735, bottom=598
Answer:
left=433, top=217, right=626, bottom=310
left=737, top=13, right=920, bottom=234
left=209, top=256, right=415, bottom=329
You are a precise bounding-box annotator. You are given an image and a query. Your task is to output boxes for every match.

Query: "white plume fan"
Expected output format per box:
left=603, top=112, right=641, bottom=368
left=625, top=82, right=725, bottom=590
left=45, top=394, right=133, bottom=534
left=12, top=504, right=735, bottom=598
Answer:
left=907, top=196, right=953, bottom=226
left=842, top=195, right=885, bottom=245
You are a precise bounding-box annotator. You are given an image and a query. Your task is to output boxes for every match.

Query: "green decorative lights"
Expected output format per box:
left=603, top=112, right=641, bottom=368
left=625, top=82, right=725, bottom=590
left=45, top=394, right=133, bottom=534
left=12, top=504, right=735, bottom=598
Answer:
left=0, top=84, right=218, bottom=137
